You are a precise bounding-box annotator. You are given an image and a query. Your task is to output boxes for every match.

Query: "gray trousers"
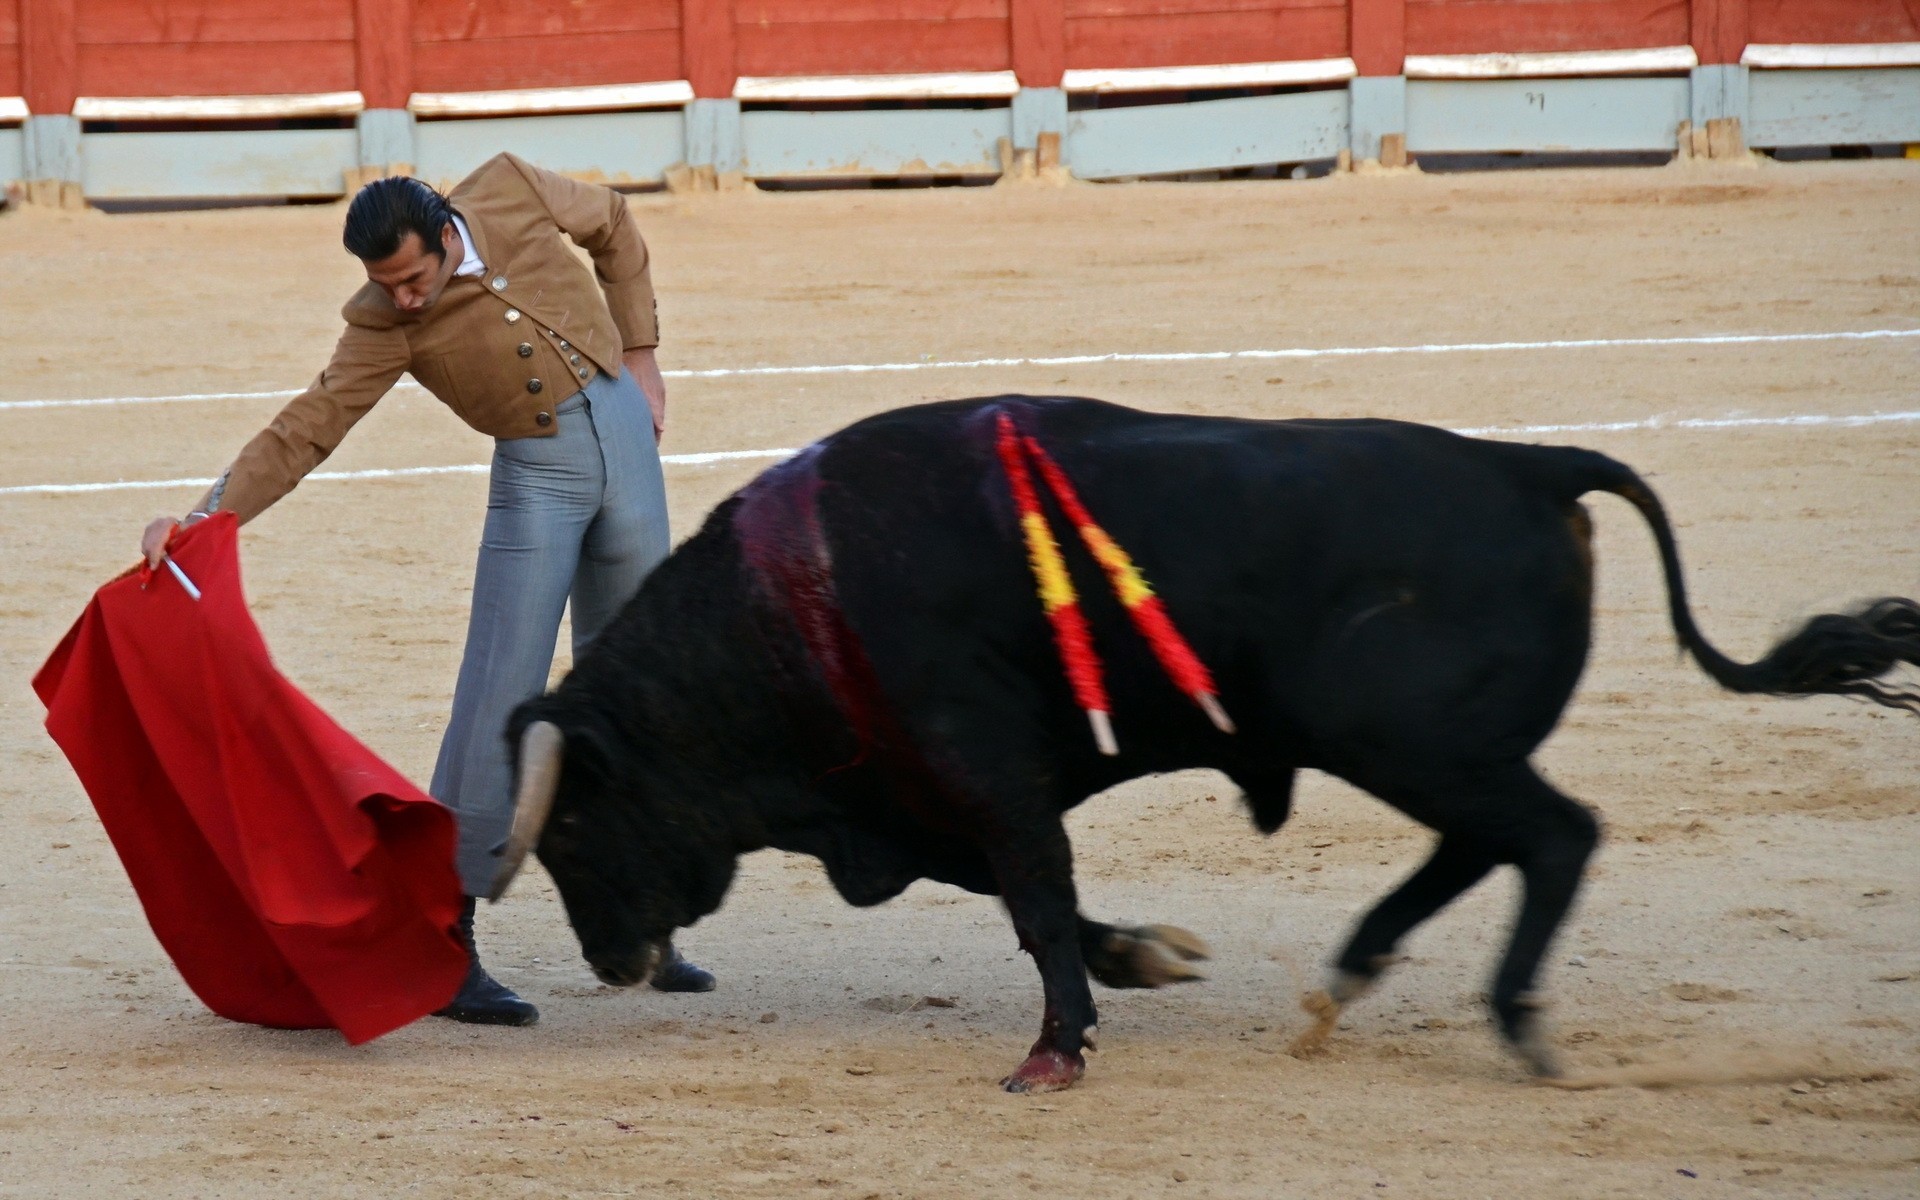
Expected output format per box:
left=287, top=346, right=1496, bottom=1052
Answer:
left=432, top=368, right=670, bottom=895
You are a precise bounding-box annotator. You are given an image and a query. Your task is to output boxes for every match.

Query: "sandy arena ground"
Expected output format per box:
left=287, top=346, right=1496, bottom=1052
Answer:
left=2, top=161, right=1918, bottom=1198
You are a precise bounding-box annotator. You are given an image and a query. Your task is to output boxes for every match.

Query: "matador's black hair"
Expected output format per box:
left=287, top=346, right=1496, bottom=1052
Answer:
left=342, top=176, right=453, bottom=262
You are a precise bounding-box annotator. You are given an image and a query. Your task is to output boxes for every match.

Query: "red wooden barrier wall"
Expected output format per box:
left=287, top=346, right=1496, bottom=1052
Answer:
left=1405, top=1, right=1691, bottom=57
left=412, top=0, right=682, bottom=94
left=1749, top=0, right=1920, bottom=45
left=1064, top=0, right=1348, bottom=70
left=732, top=1, right=1012, bottom=79
left=5, top=0, right=1919, bottom=110
left=75, top=0, right=358, bottom=97
left=1, top=2, right=20, bottom=99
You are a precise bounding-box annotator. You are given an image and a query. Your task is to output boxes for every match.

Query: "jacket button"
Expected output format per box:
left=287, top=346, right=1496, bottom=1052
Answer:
left=568, top=353, right=580, bottom=365
left=517, top=343, right=533, bottom=358
left=504, top=309, right=521, bottom=323
left=577, top=367, right=590, bottom=380
left=535, top=411, right=552, bottom=427
left=527, top=378, right=543, bottom=394
left=491, top=275, right=508, bottom=291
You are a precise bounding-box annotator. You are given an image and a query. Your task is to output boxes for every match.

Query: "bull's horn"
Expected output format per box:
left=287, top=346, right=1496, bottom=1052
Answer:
left=486, top=720, right=564, bottom=902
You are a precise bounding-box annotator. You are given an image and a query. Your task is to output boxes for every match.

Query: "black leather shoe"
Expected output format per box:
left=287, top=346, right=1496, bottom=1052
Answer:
left=650, top=943, right=716, bottom=993
left=434, top=898, right=539, bottom=1026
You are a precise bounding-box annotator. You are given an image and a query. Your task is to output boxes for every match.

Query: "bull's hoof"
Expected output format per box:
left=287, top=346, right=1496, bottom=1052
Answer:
left=1000, top=1048, right=1085, bottom=1094
left=1501, top=995, right=1563, bottom=1079
left=1287, top=988, right=1342, bottom=1058
left=1088, top=924, right=1211, bottom=989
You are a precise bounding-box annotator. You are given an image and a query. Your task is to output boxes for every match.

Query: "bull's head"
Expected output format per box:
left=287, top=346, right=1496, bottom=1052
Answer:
left=487, top=717, right=672, bottom=988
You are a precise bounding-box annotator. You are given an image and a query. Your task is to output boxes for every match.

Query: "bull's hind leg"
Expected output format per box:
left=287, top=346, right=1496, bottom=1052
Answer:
left=1482, top=767, right=1600, bottom=1077
left=1290, top=835, right=1497, bottom=1057
left=1295, top=763, right=1599, bottom=1077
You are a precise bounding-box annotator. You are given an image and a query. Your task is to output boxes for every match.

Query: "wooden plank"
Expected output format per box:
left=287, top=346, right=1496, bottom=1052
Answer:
left=413, top=110, right=684, bottom=185
left=22, top=0, right=80, bottom=115
left=412, top=31, right=684, bottom=92
left=81, top=127, right=358, bottom=196
left=1407, top=44, right=1695, bottom=76
left=1406, top=1, right=1689, bottom=56
left=413, top=0, right=680, bottom=42
left=1066, top=10, right=1347, bottom=68
left=1749, top=0, right=1919, bottom=45
left=1012, top=0, right=1067, bottom=87
left=73, top=0, right=354, bottom=44
left=356, top=0, right=413, bottom=111
left=1748, top=65, right=1920, bottom=145
left=77, top=42, right=356, bottom=97
left=1743, top=43, right=1920, bottom=68
left=1405, top=76, right=1690, bottom=150
left=1063, top=56, right=1354, bottom=89
left=740, top=106, right=1011, bottom=176
left=736, top=0, right=1008, bottom=21
left=412, top=81, right=694, bottom=115
left=1066, top=89, right=1346, bottom=177
left=683, top=0, right=739, bottom=98
left=1352, top=0, right=1406, bottom=75
left=735, top=19, right=1011, bottom=75
left=74, top=91, right=364, bottom=119
left=735, top=71, right=1018, bottom=99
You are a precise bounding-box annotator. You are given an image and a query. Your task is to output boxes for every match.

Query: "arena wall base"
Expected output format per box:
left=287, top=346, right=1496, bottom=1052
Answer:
left=686, top=98, right=744, bottom=176
left=1747, top=67, right=1920, bottom=148
left=0, top=125, right=23, bottom=192
left=1065, top=90, right=1347, bottom=180
left=740, top=107, right=1011, bottom=179
left=1349, top=75, right=1407, bottom=164
left=1405, top=77, right=1691, bottom=153
left=413, top=110, right=686, bottom=190
left=356, top=108, right=417, bottom=175
left=22, top=115, right=81, bottom=193
left=81, top=128, right=358, bottom=200
left=1013, top=87, right=1068, bottom=150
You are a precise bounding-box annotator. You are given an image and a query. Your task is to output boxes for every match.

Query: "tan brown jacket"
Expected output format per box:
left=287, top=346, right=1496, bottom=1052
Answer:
left=207, top=152, right=658, bottom=524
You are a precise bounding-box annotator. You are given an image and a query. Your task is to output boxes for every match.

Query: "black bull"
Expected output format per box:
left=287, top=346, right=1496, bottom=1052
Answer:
left=491, top=396, right=1920, bottom=1093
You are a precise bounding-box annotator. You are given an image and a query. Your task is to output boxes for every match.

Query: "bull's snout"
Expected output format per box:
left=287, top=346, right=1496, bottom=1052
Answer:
left=589, top=939, right=665, bottom=988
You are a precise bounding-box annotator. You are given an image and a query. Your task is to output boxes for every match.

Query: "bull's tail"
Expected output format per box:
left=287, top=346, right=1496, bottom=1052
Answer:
left=1513, top=442, right=1920, bottom=714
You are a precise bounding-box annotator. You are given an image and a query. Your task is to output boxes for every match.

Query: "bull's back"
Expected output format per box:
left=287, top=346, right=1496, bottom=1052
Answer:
left=810, top=397, right=1597, bottom=767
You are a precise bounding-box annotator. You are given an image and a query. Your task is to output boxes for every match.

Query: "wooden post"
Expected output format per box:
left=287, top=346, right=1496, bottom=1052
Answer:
left=1011, top=0, right=1065, bottom=89
left=354, top=0, right=414, bottom=111
left=1690, top=0, right=1749, bottom=67
left=1350, top=0, right=1405, bottom=78
left=683, top=0, right=737, bottom=99
left=20, top=0, right=78, bottom=116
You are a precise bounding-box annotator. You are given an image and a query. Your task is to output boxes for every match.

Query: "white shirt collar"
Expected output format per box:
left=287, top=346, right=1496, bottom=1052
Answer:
left=449, top=212, right=485, bottom=278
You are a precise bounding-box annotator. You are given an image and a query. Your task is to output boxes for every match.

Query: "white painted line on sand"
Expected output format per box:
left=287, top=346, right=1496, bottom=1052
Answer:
left=5, top=327, right=1915, bottom=412
left=0, top=449, right=800, bottom=497
left=5, top=409, right=1917, bottom=500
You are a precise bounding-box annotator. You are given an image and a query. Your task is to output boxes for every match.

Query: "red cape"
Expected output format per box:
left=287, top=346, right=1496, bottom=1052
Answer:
left=33, top=514, right=467, bottom=1044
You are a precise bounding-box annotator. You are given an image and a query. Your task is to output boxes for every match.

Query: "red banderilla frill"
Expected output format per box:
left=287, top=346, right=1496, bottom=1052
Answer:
left=993, top=410, right=1235, bottom=754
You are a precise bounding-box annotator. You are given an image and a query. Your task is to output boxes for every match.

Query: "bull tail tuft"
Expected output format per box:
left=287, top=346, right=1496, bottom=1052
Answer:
left=1565, top=451, right=1920, bottom=715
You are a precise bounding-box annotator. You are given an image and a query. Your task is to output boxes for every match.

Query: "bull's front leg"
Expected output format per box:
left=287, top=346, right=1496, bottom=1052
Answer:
left=989, top=827, right=1099, bottom=1094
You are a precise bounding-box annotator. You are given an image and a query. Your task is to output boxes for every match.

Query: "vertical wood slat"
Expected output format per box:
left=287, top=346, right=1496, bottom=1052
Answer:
left=1352, top=0, right=1405, bottom=75
left=355, top=0, right=412, bottom=109
left=684, top=0, right=736, bottom=97
left=21, top=0, right=78, bottom=113
left=1691, top=0, right=1749, bottom=66
left=1012, top=0, right=1065, bottom=87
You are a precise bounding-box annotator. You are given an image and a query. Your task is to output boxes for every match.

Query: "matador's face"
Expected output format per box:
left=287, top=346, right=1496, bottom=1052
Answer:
left=363, top=224, right=461, bottom=314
